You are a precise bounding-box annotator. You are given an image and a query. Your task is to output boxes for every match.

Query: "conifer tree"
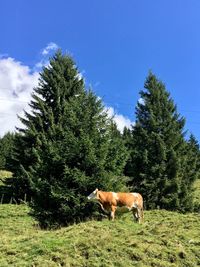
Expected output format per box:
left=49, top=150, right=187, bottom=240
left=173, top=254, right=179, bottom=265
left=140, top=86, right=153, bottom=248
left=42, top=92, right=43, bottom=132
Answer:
left=179, top=134, right=200, bottom=211
left=123, top=127, right=135, bottom=178
left=13, top=51, right=128, bottom=227
left=126, top=72, right=193, bottom=210
left=104, top=122, right=130, bottom=191
left=0, top=132, right=15, bottom=170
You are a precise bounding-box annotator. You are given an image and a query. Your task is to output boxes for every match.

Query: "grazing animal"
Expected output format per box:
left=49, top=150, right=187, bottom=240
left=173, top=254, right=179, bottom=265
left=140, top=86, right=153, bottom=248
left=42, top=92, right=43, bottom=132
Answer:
left=87, top=189, right=144, bottom=223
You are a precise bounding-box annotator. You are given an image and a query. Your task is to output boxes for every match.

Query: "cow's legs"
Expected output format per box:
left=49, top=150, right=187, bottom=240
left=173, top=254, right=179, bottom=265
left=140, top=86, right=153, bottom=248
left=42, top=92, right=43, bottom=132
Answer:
left=136, top=207, right=143, bottom=224
left=133, top=209, right=138, bottom=222
left=132, top=207, right=142, bottom=223
left=99, top=203, right=109, bottom=214
left=110, top=205, right=116, bottom=221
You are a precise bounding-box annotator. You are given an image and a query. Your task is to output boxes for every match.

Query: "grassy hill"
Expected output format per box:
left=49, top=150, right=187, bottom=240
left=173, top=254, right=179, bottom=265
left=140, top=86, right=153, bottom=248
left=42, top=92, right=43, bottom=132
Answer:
left=0, top=170, right=12, bottom=185
left=194, top=179, right=200, bottom=209
left=0, top=204, right=199, bottom=267
left=0, top=170, right=13, bottom=204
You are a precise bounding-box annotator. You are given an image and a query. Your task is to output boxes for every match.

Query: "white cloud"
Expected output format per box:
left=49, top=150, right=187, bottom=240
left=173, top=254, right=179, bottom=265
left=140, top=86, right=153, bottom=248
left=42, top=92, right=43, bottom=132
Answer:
left=138, top=97, right=145, bottom=105
left=75, top=71, right=85, bottom=81
left=0, top=57, right=39, bottom=136
left=42, top=42, right=59, bottom=56
left=34, top=42, right=59, bottom=72
left=106, top=107, right=134, bottom=132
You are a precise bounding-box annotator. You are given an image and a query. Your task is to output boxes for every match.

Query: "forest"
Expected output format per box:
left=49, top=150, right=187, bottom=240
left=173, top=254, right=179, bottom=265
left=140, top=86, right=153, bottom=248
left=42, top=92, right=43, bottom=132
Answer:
left=0, top=51, right=200, bottom=228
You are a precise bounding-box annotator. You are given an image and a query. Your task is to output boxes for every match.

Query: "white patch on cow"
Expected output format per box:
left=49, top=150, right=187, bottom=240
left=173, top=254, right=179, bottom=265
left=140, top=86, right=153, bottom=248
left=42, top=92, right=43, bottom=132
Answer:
left=131, top=203, right=138, bottom=209
left=111, top=211, right=115, bottom=220
left=112, top=192, right=119, bottom=200
left=130, top=194, right=139, bottom=209
left=87, top=189, right=98, bottom=200
left=131, top=193, right=138, bottom=197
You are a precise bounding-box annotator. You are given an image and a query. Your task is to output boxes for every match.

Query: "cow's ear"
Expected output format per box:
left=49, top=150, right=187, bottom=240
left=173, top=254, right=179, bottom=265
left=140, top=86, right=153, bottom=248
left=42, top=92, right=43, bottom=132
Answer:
left=96, top=188, right=98, bottom=192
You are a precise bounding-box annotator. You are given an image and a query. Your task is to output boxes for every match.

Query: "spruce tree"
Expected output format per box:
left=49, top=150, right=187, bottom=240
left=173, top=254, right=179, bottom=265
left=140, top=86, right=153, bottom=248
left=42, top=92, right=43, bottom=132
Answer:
left=104, top=122, right=130, bottom=191
left=126, top=72, right=189, bottom=210
left=123, top=127, right=135, bottom=179
left=13, top=51, right=128, bottom=227
left=0, top=132, right=15, bottom=170
left=179, top=134, right=200, bottom=211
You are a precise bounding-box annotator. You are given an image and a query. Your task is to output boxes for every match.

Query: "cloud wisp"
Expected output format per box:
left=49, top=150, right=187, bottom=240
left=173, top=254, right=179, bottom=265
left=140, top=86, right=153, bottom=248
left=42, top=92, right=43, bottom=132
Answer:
left=42, top=42, right=59, bottom=56
left=106, top=107, right=134, bottom=132
left=35, top=42, right=60, bottom=71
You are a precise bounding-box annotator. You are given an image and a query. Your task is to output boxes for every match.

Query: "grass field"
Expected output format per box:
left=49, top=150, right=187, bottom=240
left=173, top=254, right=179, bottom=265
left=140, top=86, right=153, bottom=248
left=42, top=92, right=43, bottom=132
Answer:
left=194, top=179, right=200, bottom=209
left=0, top=204, right=199, bottom=267
left=0, top=170, right=12, bottom=185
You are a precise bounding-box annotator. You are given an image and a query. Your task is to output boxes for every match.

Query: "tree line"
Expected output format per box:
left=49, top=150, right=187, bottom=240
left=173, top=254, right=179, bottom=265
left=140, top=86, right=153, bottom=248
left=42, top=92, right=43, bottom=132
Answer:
left=0, top=51, right=200, bottom=228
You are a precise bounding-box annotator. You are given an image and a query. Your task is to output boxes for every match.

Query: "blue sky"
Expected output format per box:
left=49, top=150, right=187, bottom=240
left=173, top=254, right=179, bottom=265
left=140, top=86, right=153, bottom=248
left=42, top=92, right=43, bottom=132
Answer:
left=0, top=1, right=200, bottom=140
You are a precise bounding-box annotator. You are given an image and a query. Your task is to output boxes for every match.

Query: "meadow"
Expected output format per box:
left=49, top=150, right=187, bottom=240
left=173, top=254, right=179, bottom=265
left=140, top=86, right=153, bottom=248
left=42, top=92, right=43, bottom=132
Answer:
left=194, top=179, right=200, bottom=208
left=0, top=203, right=199, bottom=267
left=0, top=172, right=200, bottom=267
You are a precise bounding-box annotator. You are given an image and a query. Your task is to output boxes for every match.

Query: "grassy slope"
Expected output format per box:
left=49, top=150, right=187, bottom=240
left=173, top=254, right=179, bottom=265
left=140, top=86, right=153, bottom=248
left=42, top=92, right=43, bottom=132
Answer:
left=0, top=205, right=200, bottom=267
left=0, top=170, right=12, bottom=185
left=194, top=179, right=200, bottom=208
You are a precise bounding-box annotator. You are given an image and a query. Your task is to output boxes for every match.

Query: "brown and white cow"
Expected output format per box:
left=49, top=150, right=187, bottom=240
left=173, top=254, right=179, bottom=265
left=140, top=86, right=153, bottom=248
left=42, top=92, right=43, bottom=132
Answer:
left=87, top=189, right=144, bottom=223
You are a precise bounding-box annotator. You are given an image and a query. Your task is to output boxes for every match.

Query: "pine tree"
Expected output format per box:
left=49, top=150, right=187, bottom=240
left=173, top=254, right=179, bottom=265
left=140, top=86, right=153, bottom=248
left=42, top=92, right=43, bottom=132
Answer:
left=104, top=122, right=130, bottom=191
left=0, top=132, right=15, bottom=170
left=126, top=72, right=189, bottom=210
left=123, top=127, right=135, bottom=179
left=13, top=51, right=128, bottom=227
left=179, top=134, right=200, bottom=211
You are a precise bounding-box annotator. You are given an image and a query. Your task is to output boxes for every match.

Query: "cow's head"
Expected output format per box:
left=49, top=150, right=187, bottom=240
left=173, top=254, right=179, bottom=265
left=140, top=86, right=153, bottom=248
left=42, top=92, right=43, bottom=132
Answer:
left=87, top=188, right=98, bottom=200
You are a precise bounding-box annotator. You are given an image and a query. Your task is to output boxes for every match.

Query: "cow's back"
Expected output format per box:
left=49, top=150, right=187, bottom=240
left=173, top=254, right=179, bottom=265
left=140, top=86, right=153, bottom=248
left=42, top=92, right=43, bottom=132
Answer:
left=116, top=192, right=143, bottom=208
left=98, top=191, right=118, bottom=206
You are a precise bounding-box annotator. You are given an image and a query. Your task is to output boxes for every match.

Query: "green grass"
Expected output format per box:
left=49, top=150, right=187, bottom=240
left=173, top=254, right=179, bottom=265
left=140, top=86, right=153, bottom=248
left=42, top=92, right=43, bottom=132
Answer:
left=194, top=179, right=200, bottom=208
left=0, top=170, right=12, bottom=186
left=0, top=205, right=199, bottom=267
